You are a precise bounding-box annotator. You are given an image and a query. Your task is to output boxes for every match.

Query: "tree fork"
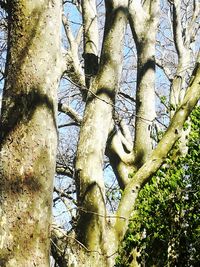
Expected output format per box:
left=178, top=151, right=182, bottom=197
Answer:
left=116, top=56, right=200, bottom=240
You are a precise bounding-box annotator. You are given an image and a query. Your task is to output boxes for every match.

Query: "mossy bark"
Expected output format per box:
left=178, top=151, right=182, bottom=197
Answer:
left=0, top=1, right=62, bottom=266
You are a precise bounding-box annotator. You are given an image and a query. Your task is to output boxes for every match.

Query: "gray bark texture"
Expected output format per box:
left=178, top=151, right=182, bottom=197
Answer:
left=0, top=1, right=62, bottom=266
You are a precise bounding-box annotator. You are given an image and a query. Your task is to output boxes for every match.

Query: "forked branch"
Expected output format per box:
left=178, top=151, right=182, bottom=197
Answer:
left=115, top=56, right=200, bottom=240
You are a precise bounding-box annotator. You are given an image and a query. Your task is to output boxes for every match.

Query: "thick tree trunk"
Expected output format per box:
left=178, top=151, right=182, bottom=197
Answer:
left=0, top=1, right=62, bottom=266
left=75, top=1, right=128, bottom=265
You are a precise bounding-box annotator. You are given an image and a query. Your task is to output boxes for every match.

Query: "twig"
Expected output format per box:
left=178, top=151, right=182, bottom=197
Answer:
left=51, top=224, right=118, bottom=258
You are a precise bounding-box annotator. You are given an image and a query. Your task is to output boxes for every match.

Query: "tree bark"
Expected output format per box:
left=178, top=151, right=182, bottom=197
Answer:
left=82, top=0, right=99, bottom=90
left=169, top=0, right=199, bottom=156
left=75, top=1, right=128, bottom=264
left=0, top=1, right=62, bottom=266
left=129, top=0, right=159, bottom=167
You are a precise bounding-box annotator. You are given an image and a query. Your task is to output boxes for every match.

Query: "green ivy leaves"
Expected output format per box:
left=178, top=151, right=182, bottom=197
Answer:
left=116, top=106, right=200, bottom=267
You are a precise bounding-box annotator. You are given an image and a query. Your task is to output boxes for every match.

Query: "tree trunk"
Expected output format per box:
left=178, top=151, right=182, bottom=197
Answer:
left=82, top=0, right=99, bottom=90
left=0, top=1, right=62, bottom=266
left=134, top=37, right=156, bottom=167
left=75, top=1, right=128, bottom=265
left=129, top=1, right=159, bottom=167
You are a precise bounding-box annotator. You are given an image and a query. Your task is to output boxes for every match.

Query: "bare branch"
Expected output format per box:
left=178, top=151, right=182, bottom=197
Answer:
left=128, top=0, right=147, bottom=34
left=81, top=0, right=99, bottom=89
left=185, top=0, right=200, bottom=46
left=58, top=122, right=80, bottom=128
left=63, top=52, right=85, bottom=90
left=56, top=165, right=74, bottom=178
left=170, top=0, right=185, bottom=57
left=75, top=24, right=83, bottom=45
left=129, top=0, right=159, bottom=166
left=54, top=186, right=75, bottom=200
left=119, top=120, right=133, bottom=151
left=108, top=125, right=134, bottom=165
left=156, top=58, right=173, bottom=81
left=118, top=92, right=136, bottom=103
left=62, top=14, right=75, bottom=48
left=58, top=102, right=82, bottom=124
left=106, top=120, right=135, bottom=190
left=61, top=13, right=86, bottom=93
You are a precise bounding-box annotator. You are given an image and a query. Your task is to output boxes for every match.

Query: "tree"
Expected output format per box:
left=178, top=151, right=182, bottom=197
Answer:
left=0, top=0, right=199, bottom=267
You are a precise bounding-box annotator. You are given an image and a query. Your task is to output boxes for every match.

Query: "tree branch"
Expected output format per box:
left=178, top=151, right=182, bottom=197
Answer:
left=129, top=0, right=159, bottom=166
left=115, top=56, right=200, bottom=240
left=185, top=0, right=200, bottom=46
left=63, top=52, right=85, bottom=91
left=61, top=13, right=86, bottom=95
left=58, top=122, right=80, bottom=128
left=54, top=186, right=75, bottom=200
left=81, top=0, right=99, bottom=89
left=170, top=0, right=185, bottom=57
left=106, top=120, right=135, bottom=190
left=156, top=58, right=173, bottom=81
left=118, top=92, right=136, bottom=103
left=56, top=165, right=74, bottom=178
left=128, top=0, right=147, bottom=37
left=62, top=14, right=75, bottom=48
left=74, top=2, right=128, bottom=253
left=58, top=102, right=82, bottom=124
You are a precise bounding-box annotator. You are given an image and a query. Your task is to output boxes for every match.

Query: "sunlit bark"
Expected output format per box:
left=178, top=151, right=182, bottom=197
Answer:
left=129, top=0, right=159, bottom=167
left=74, top=1, right=128, bottom=264
left=0, top=1, right=62, bottom=266
left=82, top=0, right=99, bottom=90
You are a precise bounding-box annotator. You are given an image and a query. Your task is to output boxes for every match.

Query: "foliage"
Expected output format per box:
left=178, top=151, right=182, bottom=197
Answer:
left=116, top=106, right=200, bottom=267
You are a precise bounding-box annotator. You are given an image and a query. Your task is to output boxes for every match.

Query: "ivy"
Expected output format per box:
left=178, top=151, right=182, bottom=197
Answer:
left=116, top=106, right=200, bottom=267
